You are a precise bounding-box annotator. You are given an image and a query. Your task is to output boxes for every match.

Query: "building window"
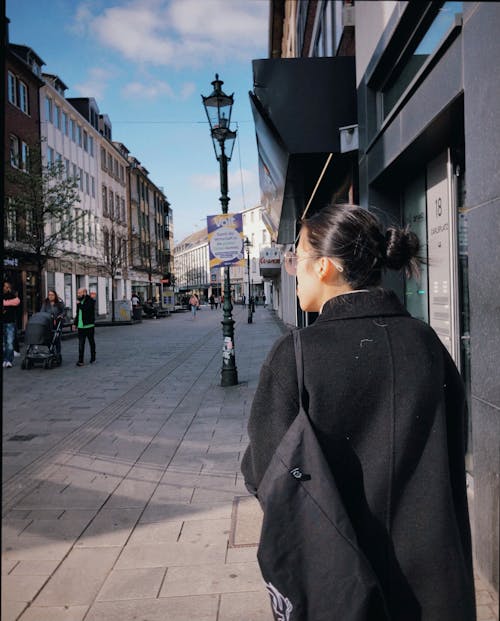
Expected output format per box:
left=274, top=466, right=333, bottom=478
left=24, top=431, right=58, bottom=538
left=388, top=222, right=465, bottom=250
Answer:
left=102, top=184, right=108, bottom=215
left=76, top=125, right=82, bottom=147
left=54, top=105, right=61, bottom=129
left=91, top=176, right=95, bottom=198
left=109, top=189, right=114, bottom=218
left=62, top=111, right=68, bottom=135
left=18, top=81, right=29, bottom=114
left=121, top=197, right=126, bottom=222
left=79, top=168, right=84, bottom=191
left=85, top=172, right=90, bottom=194
left=83, top=130, right=88, bottom=152
left=45, top=96, right=53, bottom=123
left=47, top=146, right=54, bottom=165
left=73, top=163, right=78, bottom=180
left=101, top=147, right=106, bottom=170
left=108, top=153, right=113, bottom=171
left=65, top=158, right=70, bottom=178
left=89, top=136, right=94, bottom=157
left=380, top=2, right=464, bottom=119
left=10, top=135, right=19, bottom=167
left=8, top=71, right=16, bottom=104
left=70, top=118, right=76, bottom=141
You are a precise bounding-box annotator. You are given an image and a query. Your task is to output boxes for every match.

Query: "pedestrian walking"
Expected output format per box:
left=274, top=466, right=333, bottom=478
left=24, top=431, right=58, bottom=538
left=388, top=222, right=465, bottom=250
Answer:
left=214, top=296, right=219, bottom=310
left=241, top=203, right=475, bottom=621
left=72, top=288, right=96, bottom=366
left=189, top=293, right=200, bottom=319
left=262, top=294, right=267, bottom=308
left=40, top=289, right=65, bottom=355
left=3, top=280, right=20, bottom=368
left=209, top=294, right=215, bottom=310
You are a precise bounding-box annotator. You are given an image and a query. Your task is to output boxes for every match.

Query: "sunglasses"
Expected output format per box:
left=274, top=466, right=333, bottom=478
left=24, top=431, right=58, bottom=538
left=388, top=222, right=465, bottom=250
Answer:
left=283, top=251, right=344, bottom=276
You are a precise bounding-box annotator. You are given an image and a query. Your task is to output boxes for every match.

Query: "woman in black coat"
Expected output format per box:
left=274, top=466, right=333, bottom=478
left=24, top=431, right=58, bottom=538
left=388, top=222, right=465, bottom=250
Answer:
left=241, top=204, right=475, bottom=621
left=40, top=289, right=65, bottom=354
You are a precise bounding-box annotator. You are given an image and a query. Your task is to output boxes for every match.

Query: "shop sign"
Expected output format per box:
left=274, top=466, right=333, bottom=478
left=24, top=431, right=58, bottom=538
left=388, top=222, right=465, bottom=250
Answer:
left=4, top=257, right=19, bottom=267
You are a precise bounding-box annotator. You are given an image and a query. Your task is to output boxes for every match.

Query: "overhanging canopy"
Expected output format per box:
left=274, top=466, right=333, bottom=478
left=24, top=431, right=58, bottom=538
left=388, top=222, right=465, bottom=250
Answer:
left=250, top=57, right=357, bottom=244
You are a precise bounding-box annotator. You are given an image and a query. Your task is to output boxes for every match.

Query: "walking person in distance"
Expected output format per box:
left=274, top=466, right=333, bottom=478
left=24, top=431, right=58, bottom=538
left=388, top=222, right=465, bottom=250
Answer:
left=72, top=288, right=96, bottom=366
left=241, top=203, right=475, bottom=621
left=40, top=289, right=65, bottom=356
left=189, top=293, right=200, bottom=319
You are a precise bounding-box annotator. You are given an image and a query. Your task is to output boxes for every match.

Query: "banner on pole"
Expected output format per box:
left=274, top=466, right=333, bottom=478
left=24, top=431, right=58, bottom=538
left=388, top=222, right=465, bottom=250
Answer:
left=207, top=213, right=245, bottom=268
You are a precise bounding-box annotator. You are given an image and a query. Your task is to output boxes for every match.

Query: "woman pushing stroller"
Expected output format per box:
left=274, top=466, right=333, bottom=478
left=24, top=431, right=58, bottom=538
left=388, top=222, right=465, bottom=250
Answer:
left=40, top=289, right=65, bottom=356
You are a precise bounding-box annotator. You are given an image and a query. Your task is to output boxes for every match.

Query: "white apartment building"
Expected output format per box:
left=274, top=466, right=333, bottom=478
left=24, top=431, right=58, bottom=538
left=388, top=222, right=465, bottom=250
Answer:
left=40, top=75, right=106, bottom=315
left=241, top=204, right=274, bottom=305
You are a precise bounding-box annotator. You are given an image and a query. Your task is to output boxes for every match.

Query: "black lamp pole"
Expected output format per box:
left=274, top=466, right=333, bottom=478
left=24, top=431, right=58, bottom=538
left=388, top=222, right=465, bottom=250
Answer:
left=202, top=74, right=238, bottom=386
left=244, top=237, right=253, bottom=324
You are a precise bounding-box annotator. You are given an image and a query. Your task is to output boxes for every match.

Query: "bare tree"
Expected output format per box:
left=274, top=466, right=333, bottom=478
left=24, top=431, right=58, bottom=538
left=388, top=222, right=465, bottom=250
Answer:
left=100, top=223, right=127, bottom=322
left=5, top=140, right=82, bottom=307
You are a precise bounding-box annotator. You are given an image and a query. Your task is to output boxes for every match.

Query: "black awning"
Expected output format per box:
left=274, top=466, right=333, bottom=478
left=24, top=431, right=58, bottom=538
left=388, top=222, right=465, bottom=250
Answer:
left=250, top=57, right=357, bottom=244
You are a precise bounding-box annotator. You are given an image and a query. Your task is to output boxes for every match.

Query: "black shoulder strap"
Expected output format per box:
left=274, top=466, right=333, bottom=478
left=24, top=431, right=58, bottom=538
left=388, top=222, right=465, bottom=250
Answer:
left=293, top=329, right=305, bottom=410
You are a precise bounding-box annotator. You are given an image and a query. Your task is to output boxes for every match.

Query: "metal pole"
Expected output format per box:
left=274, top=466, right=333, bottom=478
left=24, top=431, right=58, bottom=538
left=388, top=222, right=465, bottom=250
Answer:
left=218, top=148, right=238, bottom=386
left=246, top=246, right=252, bottom=324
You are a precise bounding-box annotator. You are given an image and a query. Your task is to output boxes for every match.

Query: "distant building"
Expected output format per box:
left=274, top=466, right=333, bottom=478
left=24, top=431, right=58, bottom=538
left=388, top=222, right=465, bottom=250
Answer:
left=173, top=229, right=210, bottom=301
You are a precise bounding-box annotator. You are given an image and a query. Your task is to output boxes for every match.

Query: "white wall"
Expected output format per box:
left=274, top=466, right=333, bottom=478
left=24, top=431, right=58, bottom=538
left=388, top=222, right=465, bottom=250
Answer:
left=355, top=1, right=398, bottom=86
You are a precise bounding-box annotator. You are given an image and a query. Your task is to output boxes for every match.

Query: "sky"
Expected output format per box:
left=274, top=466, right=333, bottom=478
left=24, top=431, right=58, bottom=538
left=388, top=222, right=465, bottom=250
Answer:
left=6, top=0, right=269, bottom=243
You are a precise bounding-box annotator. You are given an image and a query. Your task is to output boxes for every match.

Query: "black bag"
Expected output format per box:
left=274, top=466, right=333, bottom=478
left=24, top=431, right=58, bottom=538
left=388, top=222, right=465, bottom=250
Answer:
left=256, top=330, right=389, bottom=621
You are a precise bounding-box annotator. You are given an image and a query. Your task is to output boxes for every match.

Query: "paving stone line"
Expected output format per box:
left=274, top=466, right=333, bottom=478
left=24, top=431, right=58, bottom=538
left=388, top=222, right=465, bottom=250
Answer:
left=2, top=324, right=222, bottom=515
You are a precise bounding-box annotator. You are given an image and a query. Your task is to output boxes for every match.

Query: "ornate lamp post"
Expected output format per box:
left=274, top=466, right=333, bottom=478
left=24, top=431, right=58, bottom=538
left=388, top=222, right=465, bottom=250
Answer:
left=202, top=74, right=238, bottom=386
left=244, top=237, right=253, bottom=324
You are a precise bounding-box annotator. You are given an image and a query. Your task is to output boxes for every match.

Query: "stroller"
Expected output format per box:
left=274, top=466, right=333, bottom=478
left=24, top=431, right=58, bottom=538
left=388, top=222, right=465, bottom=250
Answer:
left=21, top=312, right=64, bottom=369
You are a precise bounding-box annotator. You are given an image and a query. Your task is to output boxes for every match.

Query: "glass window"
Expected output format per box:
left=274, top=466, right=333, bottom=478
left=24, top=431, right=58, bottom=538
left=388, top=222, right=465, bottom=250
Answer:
left=54, top=105, right=61, bottom=129
left=47, top=146, right=54, bottom=165
left=108, top=153, right=113, bottom=171
left=10, top=135, right=19, bottom=167
left=18, top=81, right=28, bottom=114
left=102, top=184, right=108, bottom=215
left=45, top=96, right=53, bottom=123
left=403, top=173, right=429, bottom=322
left=89, top=136, right=94, bottom=157
left=62, top=111, right=68, bottom=135
left=77, top=125, right=82, bottom=147
left=109, top=190, right=114, bottom=218
left=85, top=172, right=90, bottom=194
left=70, top=118, right=76, bottom=141
left=65, top=158, right=70, bottom=178
left=79, top=168, right=84, bottom=191
left=101, top=147, right=106, bottom=169
left=83, top=130, right=88, bottom=152
left=91, top=176, right=95, bottom=198
left=382, top=2, right=464, bottom=118
left=21, top=142, right=29, bottom=171
left=8, top=72, right=16, bottom=105
left=73, top=163, right=78, bottom=179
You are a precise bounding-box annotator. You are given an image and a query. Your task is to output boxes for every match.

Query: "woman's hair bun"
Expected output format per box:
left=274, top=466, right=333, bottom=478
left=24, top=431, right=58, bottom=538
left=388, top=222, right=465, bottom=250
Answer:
left=384, top=226, right=421, bottom=276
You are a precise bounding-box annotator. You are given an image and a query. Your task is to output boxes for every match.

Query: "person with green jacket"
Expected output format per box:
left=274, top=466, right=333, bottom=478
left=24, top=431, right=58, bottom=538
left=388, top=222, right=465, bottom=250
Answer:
left=72, top=288, right=96, bottom=366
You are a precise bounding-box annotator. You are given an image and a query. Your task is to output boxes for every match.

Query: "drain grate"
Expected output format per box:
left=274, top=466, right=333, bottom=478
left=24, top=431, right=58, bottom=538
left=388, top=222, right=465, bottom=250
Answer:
left=8, top=434, right=38, bottom=442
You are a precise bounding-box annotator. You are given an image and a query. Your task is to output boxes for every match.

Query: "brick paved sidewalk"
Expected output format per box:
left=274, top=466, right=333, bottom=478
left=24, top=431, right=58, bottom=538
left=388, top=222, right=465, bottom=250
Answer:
left=2, top=305, right=498, bottom=620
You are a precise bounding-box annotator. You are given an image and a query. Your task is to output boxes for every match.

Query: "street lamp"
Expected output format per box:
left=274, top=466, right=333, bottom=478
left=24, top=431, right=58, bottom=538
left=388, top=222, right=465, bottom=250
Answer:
left=244, top=237, right=253, bottom=324
left=202, top=74, right=238, bottom=386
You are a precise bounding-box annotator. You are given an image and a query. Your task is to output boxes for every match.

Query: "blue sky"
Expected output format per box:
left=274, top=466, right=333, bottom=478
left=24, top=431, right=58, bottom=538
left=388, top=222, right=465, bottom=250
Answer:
left=7, top=0, right=269, bottom=243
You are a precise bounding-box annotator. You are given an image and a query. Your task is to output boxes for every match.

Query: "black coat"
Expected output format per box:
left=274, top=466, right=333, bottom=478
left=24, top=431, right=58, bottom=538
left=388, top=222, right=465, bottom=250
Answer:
left=241, top=288, right=475, bottom=621
left=73, top=295, right=95, bottom=327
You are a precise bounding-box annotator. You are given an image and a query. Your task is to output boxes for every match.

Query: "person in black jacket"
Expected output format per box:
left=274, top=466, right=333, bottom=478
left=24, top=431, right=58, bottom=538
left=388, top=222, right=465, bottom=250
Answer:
left=72, top=288, right=96, bottom=366
left=3, top=280, right=21, bottom=368
left=241, top=204, right=475, bottom=621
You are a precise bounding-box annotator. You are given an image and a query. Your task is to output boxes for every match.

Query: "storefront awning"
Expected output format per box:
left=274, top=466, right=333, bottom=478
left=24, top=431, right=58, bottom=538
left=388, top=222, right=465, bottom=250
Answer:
left=250, top=57, right=357, bottom=244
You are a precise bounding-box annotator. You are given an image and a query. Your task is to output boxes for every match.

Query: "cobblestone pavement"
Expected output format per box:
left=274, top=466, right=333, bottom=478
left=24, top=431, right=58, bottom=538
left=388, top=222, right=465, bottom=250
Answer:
left=2, top=306, right=498, bottom=620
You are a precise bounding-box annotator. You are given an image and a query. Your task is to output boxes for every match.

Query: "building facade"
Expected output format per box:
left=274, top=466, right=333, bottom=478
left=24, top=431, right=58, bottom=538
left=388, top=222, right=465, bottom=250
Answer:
left=4, top=43, right=45, bottom=327
left=255, top=0, right=499, bottom=595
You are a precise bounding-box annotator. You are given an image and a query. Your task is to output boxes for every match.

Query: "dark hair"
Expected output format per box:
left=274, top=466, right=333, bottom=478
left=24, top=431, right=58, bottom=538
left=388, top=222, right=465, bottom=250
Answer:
left=301, top=204, right=422, bottom=289
left=44, top=289, right=62, bottom=305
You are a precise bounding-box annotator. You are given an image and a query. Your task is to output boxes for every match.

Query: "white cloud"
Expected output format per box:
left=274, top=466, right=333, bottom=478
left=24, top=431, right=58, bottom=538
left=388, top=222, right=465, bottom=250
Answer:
left=122, top=79, right=196, bottom=101
left=191, top=167, right=260, bottom=205
left=77, top=0, right=267, bottom=68
left=73, top=67, right=114, bottom=99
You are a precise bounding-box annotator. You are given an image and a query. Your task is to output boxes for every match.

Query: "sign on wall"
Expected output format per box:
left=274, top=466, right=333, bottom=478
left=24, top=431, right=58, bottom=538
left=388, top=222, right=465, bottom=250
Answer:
left=426, top=150, right=457, bottom=360
left=207, top=213, right=245, bottom=269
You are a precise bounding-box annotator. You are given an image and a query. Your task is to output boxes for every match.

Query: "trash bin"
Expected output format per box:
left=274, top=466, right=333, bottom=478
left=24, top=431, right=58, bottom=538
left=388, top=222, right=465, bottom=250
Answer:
left=132, top=305, right=142, bottom=321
